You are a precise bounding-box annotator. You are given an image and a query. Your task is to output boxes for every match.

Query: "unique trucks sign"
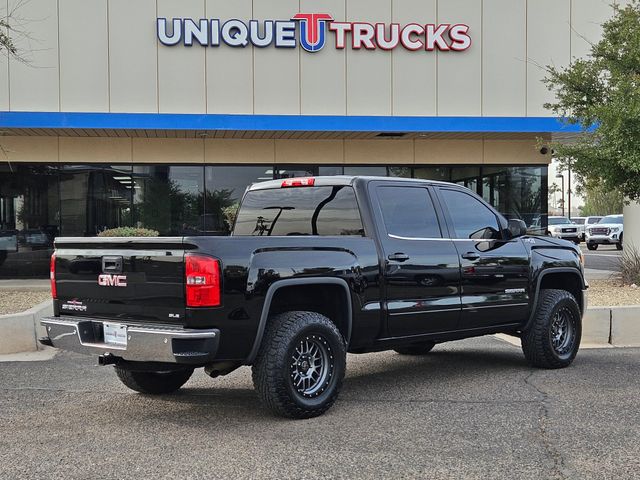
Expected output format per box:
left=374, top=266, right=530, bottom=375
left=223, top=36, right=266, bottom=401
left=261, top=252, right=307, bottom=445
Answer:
left=157, top=13, right=471, bottom=52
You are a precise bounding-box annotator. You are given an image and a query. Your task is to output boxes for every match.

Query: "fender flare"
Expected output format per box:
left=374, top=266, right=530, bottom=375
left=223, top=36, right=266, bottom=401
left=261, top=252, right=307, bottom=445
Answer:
left=243, top=277, right=353, bottom=365
left=523, top=266, right=586, bottom=331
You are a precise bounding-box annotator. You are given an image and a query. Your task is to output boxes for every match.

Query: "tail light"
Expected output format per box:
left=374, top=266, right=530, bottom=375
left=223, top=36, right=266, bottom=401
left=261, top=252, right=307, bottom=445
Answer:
left=50, top=253, right=57, bottom=299
left=281, top=177, right=315, bottom=187
left=185, top=254, right=221, bottom=307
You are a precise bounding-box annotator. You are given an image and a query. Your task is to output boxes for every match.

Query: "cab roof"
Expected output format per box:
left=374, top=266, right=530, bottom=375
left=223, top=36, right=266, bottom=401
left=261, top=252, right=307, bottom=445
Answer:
left=247, top=175, right=455, bottom=192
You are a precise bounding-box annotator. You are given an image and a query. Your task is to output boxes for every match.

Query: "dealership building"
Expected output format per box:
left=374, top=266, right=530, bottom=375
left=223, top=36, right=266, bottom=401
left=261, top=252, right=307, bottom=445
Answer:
left=0, top=0, right=623, bottom=278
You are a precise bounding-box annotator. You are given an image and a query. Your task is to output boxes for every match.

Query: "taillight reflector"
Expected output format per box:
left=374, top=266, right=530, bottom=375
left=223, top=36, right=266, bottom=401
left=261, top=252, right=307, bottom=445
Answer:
left=50, top=253, right=57, bottom=299
left=281, top=177, right=315, bottom=188
left=185, top=254, right=221, bottom=307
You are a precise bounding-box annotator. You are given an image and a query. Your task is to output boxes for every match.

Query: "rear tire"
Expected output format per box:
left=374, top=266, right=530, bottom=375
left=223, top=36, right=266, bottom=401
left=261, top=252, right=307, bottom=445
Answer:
left=394, top=342, right=436, bottom=355
left=115, top=366, right=193, bottom=394
left=587, top=243, right=598, bottom=251
left=521, top=289, right=581, bottom=369
left=252, top=311, right=346, bottom=419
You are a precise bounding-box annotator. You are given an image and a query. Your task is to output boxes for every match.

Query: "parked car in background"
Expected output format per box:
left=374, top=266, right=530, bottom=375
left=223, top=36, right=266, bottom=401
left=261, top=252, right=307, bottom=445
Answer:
left=586, top=214, right=624, bottom=250
left=572, top=216, right=603, bottom=241
left=547, top=216, right=581, bottom=244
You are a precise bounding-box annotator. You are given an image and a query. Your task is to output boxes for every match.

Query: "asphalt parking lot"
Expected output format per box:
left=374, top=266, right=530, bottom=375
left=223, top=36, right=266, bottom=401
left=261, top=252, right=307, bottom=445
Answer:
left=580, top=244, right=621, bottom=272
left=1, top=337, right=639, bottom=479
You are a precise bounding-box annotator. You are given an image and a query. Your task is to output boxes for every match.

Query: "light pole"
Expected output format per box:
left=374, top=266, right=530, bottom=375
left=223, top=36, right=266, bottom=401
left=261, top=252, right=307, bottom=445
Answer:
left=556, top=173, right=565, bottom=216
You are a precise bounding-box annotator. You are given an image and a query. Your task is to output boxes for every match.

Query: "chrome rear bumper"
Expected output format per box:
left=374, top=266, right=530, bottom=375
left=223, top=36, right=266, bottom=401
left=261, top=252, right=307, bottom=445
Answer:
left=40, top=316, right=219, bottom=364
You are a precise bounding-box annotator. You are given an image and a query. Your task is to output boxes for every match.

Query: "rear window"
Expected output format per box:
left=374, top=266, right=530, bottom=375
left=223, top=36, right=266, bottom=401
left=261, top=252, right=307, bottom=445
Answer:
left=233, top=186, right=365, bottom=236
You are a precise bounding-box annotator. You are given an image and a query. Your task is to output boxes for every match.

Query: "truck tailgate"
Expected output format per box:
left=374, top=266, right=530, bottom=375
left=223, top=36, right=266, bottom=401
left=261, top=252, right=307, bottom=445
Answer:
left=54, top=237, right=189, bottom=325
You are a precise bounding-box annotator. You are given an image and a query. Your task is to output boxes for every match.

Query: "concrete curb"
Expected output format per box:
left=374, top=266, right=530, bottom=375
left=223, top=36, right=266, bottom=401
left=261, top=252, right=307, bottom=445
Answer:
left=0, top=301, right=637, bottom=355
left=0, top=300, right=53, bottom=355
left=583, top=305, right=640, bottom=347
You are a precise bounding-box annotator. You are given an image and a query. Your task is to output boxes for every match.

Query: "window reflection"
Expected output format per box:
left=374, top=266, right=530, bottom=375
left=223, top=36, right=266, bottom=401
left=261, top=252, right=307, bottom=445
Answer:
left=132, top=165, right=204, bottom=236
left=205, top=166, right=273, bottom=234
left=0, top=164, right=59, bottom=277
left=452, top=167, right=480, bottom=193
left=59, top=164, right=133, bottom=236
left=481, top=166, right=546, bottom=233
left=0, top=162, right=547, bottom=277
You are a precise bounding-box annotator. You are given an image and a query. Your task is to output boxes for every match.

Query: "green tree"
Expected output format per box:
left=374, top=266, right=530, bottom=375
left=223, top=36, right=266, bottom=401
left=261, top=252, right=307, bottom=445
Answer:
left=544, top=1, right=640, bottom=201
left=580, top=183, right=624, bottom=216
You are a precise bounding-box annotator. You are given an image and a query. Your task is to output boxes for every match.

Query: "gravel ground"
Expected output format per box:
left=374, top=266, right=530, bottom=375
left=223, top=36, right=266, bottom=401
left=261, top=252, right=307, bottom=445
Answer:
left=588, top=279, right=640, bottom=306
left=0, top=290, right=51, bottom=315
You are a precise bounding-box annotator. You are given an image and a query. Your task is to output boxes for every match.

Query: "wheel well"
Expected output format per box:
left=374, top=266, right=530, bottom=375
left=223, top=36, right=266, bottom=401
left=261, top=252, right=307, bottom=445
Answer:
left=267, top=284, right=351, bottom=343
left=539, top=272, right=584, bottom=313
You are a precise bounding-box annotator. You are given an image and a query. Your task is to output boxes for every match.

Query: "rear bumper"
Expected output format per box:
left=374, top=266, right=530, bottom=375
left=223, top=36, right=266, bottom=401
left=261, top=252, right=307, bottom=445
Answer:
left=40, top=316, right=219, bottom=365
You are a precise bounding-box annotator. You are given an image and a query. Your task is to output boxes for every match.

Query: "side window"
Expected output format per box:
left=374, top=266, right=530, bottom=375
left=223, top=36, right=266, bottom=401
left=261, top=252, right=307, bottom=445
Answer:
left=377, top=186, right=442, bottom=238
left=440, top=189, right=501, bottom=240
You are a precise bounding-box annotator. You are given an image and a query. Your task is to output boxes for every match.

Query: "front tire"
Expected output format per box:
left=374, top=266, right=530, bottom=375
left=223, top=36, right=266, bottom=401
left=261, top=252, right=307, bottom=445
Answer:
left=616, top=233, right=623, bottom=250
left=521, top=289, right=581, bottom=369
left=587, top=243, right=598, bottom=251
left=252, top=311, right=346, bottom=419
left=394, top=342, right=436, bottom=355
left=115, top=366, right=193, bottom=394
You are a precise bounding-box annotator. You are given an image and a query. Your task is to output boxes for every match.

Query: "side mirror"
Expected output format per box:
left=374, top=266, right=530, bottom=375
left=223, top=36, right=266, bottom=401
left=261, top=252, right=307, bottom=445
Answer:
left=507, top=219, right=527, bottom=239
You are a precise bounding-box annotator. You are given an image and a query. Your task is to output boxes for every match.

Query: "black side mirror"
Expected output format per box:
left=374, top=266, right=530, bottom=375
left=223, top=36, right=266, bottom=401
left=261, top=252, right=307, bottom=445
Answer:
left=507, top=219, right=527, bottom=238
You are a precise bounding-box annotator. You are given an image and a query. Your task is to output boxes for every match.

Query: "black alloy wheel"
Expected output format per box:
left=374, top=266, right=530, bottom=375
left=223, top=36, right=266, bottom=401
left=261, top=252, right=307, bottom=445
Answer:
left=521, top=289, right=581, bottom=369
left=252, top=311, right=347, bottom=419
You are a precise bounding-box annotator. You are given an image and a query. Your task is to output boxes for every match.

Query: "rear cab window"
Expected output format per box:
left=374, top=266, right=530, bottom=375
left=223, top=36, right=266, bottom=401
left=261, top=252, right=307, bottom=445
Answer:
left=233, top=186, right=365, bottom=236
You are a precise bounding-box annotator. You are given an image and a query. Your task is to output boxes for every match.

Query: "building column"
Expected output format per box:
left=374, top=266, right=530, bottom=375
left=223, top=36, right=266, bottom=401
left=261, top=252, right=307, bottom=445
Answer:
left=623, top=201, right=640, bottom=251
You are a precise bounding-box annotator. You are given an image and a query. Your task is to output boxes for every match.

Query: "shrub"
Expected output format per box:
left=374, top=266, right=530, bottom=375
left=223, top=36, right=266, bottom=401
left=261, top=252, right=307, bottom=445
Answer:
left=97, top=227, right=159, bottom=238
left=619, top=245, right=640, bottom=285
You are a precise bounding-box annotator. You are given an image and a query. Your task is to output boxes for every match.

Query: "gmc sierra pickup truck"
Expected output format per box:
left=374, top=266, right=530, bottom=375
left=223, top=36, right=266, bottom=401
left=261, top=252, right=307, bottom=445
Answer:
left=41, top=176, right=586, bottom=418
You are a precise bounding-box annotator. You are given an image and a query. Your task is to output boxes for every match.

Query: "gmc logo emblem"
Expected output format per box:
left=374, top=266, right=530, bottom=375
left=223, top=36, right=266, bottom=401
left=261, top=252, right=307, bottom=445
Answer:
left=98, top=274, right=128, bottom=287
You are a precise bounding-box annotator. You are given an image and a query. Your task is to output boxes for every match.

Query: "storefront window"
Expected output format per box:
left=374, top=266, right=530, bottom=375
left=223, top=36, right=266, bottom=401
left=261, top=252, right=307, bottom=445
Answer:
left=343, top=166, right=387, bottom=176
left=132, top=165, right=204, bottom=236
left=0, top=162, right=548, bottom=278
left=481, top=166, right=547, bottom=233
left=318, top=166, right=344, bottom=176
left=387, top=166, right=412, bottom=178
left=59, top=164, right=133, bottom=236
left=275, top=165, right=317, bottom=179
left=205, top=166, right=273, bottom=234
left=0, top=164, right=59, bottom=278
left=452, top=166, right=480, bottom=193
left=414, top=167, right=451, bottom=181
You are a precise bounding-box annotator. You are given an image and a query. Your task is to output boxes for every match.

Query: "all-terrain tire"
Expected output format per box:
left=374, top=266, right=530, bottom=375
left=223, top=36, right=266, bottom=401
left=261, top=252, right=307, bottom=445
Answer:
left=521, top=289, right=581, bottom=369
left=252, top=311, right=347, bottom=419
left=115, top=366, right=194, bottom=394
left=394, top=342, right=436, bottom=355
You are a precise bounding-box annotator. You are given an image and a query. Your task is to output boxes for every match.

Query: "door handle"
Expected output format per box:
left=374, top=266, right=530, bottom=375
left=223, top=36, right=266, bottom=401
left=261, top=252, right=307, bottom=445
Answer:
left=461, top=252, right=480, bottom=261
left=387, top=253, right=410, bottom=262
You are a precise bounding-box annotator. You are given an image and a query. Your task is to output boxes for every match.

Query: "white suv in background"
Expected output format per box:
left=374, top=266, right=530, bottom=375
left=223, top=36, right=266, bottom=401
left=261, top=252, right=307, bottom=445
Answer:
left=547, top=216, right=581, bottom=244
left=572, top=216, right=603, bottom=241
left=586, top=214, right=624, bottom=250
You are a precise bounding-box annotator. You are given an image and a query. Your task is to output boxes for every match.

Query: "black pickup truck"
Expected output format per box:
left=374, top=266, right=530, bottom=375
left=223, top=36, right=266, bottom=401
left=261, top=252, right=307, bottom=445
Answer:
left=41, top=176, right=586, bottom=418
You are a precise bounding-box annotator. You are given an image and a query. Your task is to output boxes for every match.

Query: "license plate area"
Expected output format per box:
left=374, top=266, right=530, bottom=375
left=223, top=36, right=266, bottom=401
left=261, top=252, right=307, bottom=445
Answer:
left=104, top=323, right=127, bottom=347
